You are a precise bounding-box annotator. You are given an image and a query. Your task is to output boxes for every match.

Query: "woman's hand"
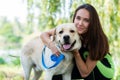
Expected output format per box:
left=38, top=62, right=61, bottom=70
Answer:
left=72, top=49, right=80, bottom=56
left=48, top=41, right=60, bottom=56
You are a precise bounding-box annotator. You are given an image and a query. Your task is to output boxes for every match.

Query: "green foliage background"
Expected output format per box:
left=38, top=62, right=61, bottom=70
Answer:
left=0, top=0, right=120, bottom=80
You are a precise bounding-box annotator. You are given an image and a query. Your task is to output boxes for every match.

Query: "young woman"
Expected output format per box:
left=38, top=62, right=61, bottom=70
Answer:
left=40, top=3, right=115, bottom=80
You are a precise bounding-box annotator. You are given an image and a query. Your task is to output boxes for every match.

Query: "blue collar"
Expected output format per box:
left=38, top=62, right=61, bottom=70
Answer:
left=42, top=46, right=65, bottom=69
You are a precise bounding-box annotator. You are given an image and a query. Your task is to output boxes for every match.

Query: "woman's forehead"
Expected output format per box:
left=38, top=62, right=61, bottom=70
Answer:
left=76, top=9, right=90, bottom=19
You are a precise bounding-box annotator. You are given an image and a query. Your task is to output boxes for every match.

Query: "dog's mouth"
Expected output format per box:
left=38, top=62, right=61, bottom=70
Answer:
left=62, top=40, right=76, bottom=50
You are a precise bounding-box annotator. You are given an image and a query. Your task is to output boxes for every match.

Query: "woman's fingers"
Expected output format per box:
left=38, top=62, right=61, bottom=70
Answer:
left=48, top=41, right=60, bottom=56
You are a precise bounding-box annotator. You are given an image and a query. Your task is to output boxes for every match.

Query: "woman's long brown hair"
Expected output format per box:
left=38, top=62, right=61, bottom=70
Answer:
left=73, top=4, right=109, bottom=60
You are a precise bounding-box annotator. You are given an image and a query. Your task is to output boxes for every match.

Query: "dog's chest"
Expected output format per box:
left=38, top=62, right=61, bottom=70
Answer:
left=41, top=47, right=74, bottom=73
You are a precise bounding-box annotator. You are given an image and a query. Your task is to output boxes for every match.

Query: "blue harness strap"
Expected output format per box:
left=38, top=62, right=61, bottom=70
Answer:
left=42, top=46, right=65, bottom=69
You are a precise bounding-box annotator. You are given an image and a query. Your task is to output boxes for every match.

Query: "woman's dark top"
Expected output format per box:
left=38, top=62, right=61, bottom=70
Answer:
left=52, top=46, right=112, bottom=80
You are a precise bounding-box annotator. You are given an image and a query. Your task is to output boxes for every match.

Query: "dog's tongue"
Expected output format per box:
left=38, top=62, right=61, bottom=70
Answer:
left=63, top=44, right=71, bottom=50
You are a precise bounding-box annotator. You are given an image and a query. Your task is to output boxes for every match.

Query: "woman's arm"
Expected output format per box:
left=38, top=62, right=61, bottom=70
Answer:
left=40, top=28, right=55, bottom=46
left=40, top=28, right=60, bottom=56
left=73, top=50, right=97, bottom=78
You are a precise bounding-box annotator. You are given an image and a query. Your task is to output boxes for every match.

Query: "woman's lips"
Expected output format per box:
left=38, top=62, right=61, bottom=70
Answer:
left=77, top=27, right=84, bottom=31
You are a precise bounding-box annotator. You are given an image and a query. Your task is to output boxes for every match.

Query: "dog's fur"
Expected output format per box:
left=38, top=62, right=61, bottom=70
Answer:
left=20, top=23, right=82, bottom=80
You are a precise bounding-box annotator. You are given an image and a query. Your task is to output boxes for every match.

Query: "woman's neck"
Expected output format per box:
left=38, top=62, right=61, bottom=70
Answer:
left=81, top=33, right=88, bottom=48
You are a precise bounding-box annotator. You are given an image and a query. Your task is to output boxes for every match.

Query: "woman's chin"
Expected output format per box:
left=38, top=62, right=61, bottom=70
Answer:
left=78, top=31, right=84, bottom=34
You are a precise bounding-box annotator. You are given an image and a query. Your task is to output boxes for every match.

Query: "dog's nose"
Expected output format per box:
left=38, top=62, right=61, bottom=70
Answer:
left=63, top=35, right=70, bottom=41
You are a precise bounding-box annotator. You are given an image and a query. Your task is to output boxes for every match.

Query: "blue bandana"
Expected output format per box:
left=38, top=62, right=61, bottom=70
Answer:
left=42, top=46, right=65, bottom=69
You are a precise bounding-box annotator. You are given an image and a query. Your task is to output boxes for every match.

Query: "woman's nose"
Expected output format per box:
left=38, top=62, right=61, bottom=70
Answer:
left=78, top=20, right=83, bottom=25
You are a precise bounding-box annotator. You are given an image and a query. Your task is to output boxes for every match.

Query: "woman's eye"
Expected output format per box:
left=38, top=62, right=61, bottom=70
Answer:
left=59, top=31, right=63, bottom=34
left=84, top=18, right=90, bottom=22
left=76, top=16, right=81, bottom=20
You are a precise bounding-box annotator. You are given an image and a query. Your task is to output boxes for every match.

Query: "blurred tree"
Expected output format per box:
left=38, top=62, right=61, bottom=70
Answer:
left=0, top=17, right=22, bottom=49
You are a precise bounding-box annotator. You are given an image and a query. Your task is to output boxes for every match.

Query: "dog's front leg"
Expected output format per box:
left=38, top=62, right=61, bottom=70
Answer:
left=44, top=72, right=53, bottom=80
left=62, top=72, right=71, bottom=80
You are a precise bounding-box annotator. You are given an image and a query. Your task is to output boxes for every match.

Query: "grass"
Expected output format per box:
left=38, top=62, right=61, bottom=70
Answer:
left=0, top=65, right=23, bottom=80
left=0, top=65, right=44, bottom=80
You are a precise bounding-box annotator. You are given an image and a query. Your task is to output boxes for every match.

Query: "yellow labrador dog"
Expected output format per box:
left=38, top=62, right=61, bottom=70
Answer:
left=20, top=23, right=82, bottom=80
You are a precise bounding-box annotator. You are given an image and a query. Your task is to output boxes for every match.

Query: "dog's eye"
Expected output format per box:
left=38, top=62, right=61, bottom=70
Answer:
left=59, top=31, right=63, bottom=34
left=70, top=30, right=75, bottom=33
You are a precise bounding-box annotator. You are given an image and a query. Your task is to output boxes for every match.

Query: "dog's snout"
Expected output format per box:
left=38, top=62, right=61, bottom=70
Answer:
left=63, top=35, right=70, bottom=41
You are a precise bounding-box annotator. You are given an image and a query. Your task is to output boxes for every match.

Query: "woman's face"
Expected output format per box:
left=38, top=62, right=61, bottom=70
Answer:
left=74, top=8, right=90, bottom=34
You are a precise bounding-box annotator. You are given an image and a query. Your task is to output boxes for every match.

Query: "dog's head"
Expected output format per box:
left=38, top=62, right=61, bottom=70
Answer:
left=55, top=23, right=82, bottom=51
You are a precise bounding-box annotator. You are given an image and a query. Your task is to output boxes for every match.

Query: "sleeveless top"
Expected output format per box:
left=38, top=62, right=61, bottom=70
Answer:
left=52, top=46, right=114, bottom=80
left=71, top=46, right=114, bottom=80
